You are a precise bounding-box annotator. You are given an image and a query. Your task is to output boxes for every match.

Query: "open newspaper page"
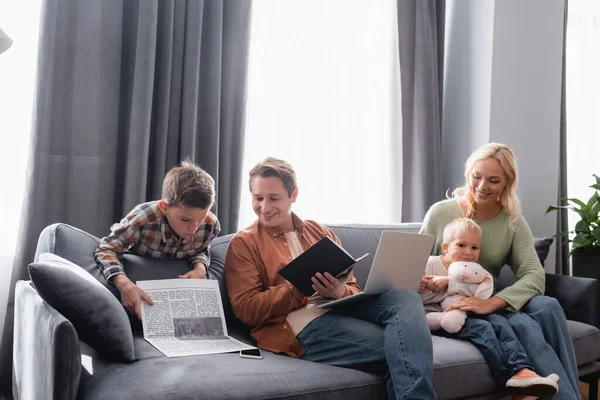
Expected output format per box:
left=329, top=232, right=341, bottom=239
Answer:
left=137, top=279, right=256, bottom=357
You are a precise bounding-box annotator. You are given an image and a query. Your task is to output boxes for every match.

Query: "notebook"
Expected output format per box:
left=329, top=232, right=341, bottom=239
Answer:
left=278, top=235, right=369, bottom=297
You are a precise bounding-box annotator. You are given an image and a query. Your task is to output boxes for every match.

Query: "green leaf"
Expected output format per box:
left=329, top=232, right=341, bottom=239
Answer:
left=575, top=220, right=588, bottom=234
left=591, top=201, right=600, bottom=219
left=572, top=235, right=594, bottom=249
left=564, top=197, right=587, bottom=209
left=572, top=207, right=590, bottom=223
left=545, top=205, right=566, bottom=214
left=547, top=175, right=600, bottom=250
left=553, top=230, right=572, bottom=238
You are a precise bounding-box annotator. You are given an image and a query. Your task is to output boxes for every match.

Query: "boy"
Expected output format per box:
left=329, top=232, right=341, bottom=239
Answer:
left=95, top=159, right=221, bottom=320
left=419, top=218, right=558, bottom=400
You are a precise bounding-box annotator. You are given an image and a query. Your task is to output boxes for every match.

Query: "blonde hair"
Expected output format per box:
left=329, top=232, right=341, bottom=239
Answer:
left=452, top=142, right=522, bottom=224
left=443, top=218, right=482, bottom=244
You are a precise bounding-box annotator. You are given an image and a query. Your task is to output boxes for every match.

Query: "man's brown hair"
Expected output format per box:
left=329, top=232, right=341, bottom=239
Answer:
left=248, top=157, right=297, bottom=197
left=162, top=159, right=215, bottom=209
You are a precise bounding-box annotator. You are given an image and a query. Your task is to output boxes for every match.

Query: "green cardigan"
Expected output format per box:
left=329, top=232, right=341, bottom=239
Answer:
left=420, top=199, right=545, bottom=311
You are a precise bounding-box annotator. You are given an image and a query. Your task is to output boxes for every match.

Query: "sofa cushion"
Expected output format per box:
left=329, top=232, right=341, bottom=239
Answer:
left=431, top=335, right=499, bottom=399
left=569, top=320, right=600, bottom=366
left=77, top=332, right=386, bottom=400
left=28, top=253, right=135, bottom=362
left=75, top=331, right=507, bottom=400
left=205, top=233, right=244, bottom=327
left=534, top=237, right=554, bottom=266
left=35, top=223, right=108, bottom=286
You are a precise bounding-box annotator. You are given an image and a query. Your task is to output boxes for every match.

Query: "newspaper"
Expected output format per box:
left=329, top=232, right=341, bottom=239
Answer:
left=137, top=278, right=256, bottom=357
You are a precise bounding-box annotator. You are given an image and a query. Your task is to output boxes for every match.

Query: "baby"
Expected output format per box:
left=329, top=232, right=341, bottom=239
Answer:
left=419, top=218, right=558, bottom=400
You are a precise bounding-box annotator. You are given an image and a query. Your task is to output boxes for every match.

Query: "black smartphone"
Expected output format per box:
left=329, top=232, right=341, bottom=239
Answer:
left=239, top=348, right=262, bottom=359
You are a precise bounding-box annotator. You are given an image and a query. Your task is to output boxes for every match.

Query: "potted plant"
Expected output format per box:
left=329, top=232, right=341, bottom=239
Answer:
left=546, top=174, right=600, bottom=279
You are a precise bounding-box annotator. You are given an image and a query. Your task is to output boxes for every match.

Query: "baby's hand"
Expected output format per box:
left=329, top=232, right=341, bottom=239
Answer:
left=427, top=276, right=449, bottom=292
left=419, top=275, right=433, bottom=293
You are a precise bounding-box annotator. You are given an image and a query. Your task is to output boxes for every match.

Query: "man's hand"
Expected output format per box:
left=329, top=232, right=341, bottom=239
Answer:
left=445, top=296, right=508, bottom=315
left=179, top=263, right=207, bottom=279
left=112, top=274, right=154, bottom=320
left=311, top=268, right=353, bottom=300
left=427, top=276, right=449, bottom=292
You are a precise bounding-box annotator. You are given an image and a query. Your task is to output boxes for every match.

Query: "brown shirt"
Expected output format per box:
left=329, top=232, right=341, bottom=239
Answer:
left=224, top=213, right=361, bottom=358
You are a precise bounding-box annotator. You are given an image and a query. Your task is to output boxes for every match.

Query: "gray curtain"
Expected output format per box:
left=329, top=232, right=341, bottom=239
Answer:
left=396, top=0, right=445, bottom=222
left=0, top=0, right=252, bottom=394
left=556, top=0, right=570, bottom=275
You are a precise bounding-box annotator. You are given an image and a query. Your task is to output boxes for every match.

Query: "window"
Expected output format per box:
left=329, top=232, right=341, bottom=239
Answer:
left=566, top=0, right=600, bottom=218
left=239, top=0, right=400, bottom=229
left=0, top=0, right=42, bottom=340
left=0, top=2, right=42, bottom=257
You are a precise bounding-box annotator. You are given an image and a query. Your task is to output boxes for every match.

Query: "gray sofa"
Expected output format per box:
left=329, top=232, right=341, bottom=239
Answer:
left=13, top=222, right=600, bottom=400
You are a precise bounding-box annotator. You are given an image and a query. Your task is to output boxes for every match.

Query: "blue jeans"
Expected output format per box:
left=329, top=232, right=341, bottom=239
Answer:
left=296, top=289, right=436, bottom=400
left=435, top=313, right=532, bottom=387
left=505, top=295, right=581, bottom=400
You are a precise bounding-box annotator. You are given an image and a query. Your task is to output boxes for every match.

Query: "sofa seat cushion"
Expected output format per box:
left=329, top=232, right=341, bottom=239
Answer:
left=77, top=333, right=499, bottom=400
left=75, top=320, right=600, bottom=400
left=569, top=320, right=600, bottom=366
left=431, top=320, right=600, bottom=399
left=77, top=334, right=386, bottom=400
left=431, top=335, right=499, bottom=399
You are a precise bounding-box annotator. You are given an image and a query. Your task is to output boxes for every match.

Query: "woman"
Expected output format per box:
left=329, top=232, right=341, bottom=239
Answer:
left=421, top=143, right=580, bottom=400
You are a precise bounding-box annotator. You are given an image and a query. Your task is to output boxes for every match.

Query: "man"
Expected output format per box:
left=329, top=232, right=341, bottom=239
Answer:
left=225, top=157, right=436, bottom=400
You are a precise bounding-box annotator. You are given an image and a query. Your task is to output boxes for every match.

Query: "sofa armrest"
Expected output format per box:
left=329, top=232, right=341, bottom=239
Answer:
left=545, top=273, right=598, bottom=327
left=13, top=280, right=81, bottom=400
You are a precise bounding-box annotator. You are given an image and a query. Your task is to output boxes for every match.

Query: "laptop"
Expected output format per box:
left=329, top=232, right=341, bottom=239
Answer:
left=317, top=230, right=434, bottom=309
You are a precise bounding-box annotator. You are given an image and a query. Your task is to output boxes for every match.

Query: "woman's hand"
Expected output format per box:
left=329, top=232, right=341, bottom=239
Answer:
left=312, top=268, right=353, bottom=300
left=427, top=276, right=449, bottom=292
left=445, top=296, right=508, bottom=315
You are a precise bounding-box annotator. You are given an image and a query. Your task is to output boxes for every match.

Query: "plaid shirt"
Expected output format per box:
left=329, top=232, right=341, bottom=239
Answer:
left=95, top=201, right=221, bottom=281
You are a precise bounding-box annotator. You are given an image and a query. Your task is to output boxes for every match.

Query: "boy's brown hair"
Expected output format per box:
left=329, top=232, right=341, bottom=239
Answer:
left=248, top=157, right=297, bottom=197
left=162, top=159, right=215, bottom=209
left=442, top=218, right=482, bottom=244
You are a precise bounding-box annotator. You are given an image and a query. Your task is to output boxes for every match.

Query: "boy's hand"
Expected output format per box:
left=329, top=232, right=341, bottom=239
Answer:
left=427, top=276, right=449, bottom=292
left=419, top=275, right=433, bottom=293
left=179, top=263, right=207, bottom=279
left=312, top=268, right=353, bottom=300
left=113, top=275, right=154, bottom=320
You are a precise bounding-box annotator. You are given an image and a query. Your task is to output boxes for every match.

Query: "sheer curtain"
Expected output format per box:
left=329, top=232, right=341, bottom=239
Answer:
left=0, top=1, right=42, bottom=345
left=566, top=0, right=600, bottom=225
left=238, top=0, right=401, bottom=228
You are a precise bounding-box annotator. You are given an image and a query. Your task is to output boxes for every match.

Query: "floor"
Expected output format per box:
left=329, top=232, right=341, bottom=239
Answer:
left=581, top=380, right=599, bottom=400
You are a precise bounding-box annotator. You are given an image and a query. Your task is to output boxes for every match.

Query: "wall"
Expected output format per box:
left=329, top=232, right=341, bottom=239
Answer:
left=442, top=0, right=566, bottom=272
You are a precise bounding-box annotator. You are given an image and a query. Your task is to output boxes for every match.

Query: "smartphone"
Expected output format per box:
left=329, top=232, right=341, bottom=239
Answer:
left=239, top=348, right=263, bottom=359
